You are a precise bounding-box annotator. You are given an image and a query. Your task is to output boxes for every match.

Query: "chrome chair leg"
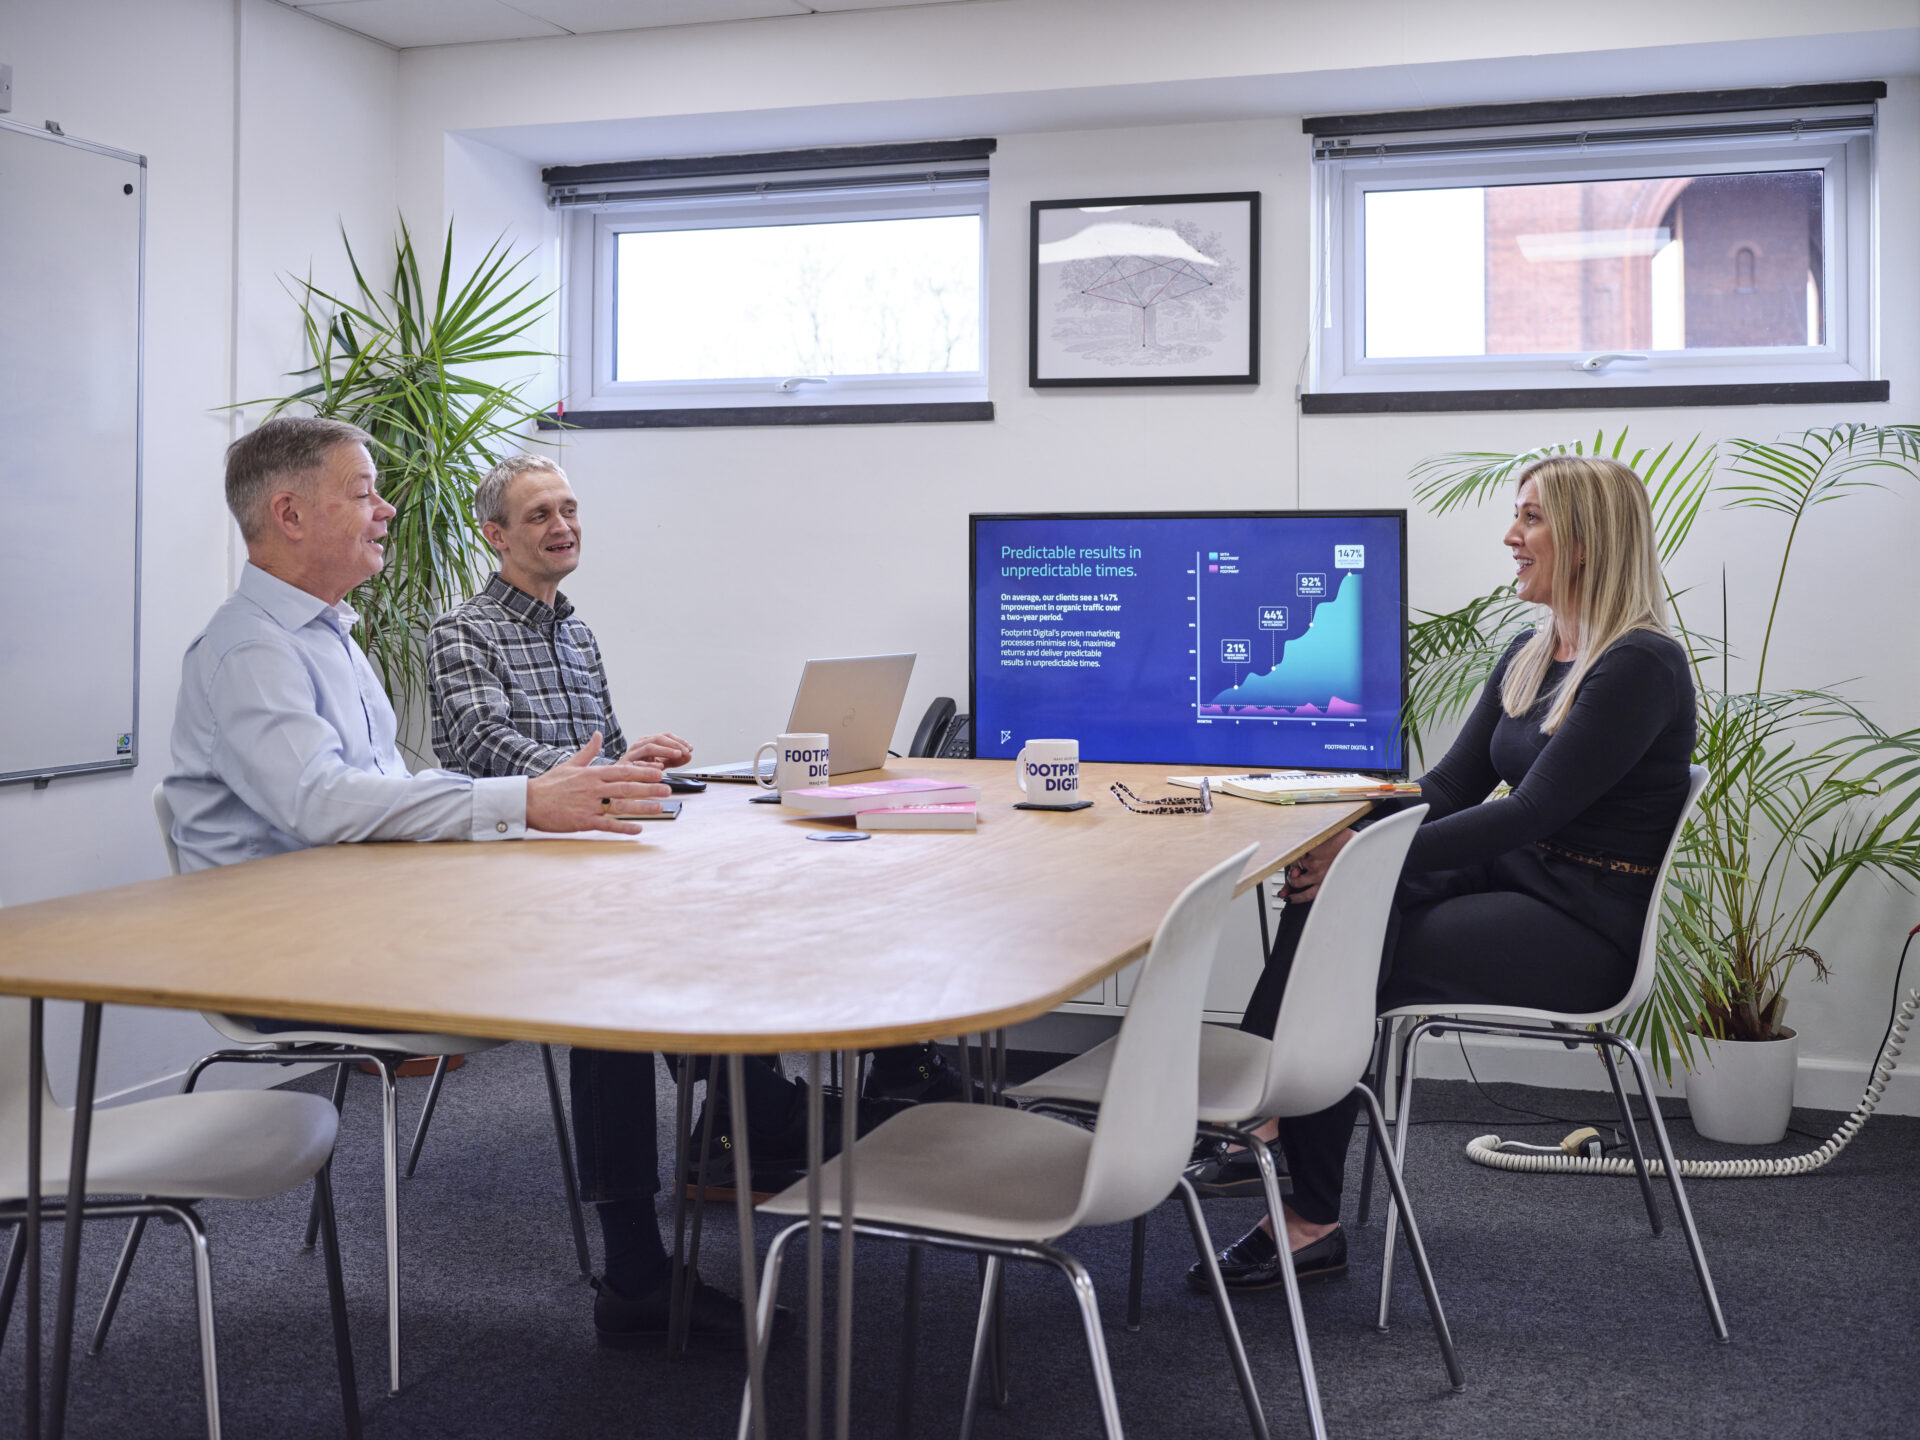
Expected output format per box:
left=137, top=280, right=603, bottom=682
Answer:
left=313, top=1165, right=363, bottom=1440
left=1377, top=1018, right=1437, bottom=1330
left=173, top=1204, right=222, bottom=1440
left=958, top=1254, right=1003, bottom=1440
left=729, top=1056, right=769, bottom=1440
left=1175, top=1177, right=1269, bottom=1440
left=88, top=1212, right=148, bottom=1354
left=680, top=1058, right=722, bottom=1351
left=1354, top=1020, right=1392, bottom=1227
left=304, top=1062, right=352, bottom=1251
left=1354, top=1083, right=1465, bottom=1390
left=1247, top=1132, right=1327, bottom=1440
left=402, top=1055, right=450, bottom=1180
left=373, top=1056, right=402, bottom=1395
left=538, top=1044, right=592, bottom=1278
left=737, top=1221, right=805, bottom=1440
left=1612, top=1035, right=1729, bottom=1341
left=1598, top=1038, right=1662, bottom=1234
left=1051, top=1247, right=1125, bottom=1440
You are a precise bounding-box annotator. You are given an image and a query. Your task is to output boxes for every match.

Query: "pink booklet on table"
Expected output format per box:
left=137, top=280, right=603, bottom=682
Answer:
left=779, top=778, right=982, bottom=816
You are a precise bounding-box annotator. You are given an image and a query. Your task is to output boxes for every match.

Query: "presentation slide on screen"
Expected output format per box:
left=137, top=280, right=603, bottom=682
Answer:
left=972, top=513, right=1406, bottom=772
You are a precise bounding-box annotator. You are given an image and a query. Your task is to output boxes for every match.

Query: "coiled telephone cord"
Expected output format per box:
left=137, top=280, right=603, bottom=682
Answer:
left=1465, top=985, right=1916, bottom=1180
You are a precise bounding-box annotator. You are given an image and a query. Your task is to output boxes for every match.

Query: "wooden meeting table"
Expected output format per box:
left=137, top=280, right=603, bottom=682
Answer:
left=0, top=758, right=1368, bottom=1439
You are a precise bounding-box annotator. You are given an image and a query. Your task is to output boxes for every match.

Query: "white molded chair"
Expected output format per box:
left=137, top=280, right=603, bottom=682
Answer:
left=108, top=786, right=592, bottom=1396
left=0, top=997, right=360, bottom=1439
left=744, top=845, right=1269, bottom=1440
left=1011, top=808, right=1462, bottom=1440
left=1370, top=766, right=1726, bottom=1341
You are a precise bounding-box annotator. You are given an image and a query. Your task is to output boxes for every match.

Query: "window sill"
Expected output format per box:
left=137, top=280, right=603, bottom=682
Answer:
left=539, top=401, right=994, bottom=430
left=1299, top=381, right=1888, bottom=415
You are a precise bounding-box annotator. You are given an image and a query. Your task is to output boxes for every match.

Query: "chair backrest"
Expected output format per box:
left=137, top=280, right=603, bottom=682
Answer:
left=153, top=783, right=183, bottom=877
left=1261, top=807, right=1426, bottom=1118
left=1614, top=764, right=1711, bottom=1017
left=1073, top=842, right=1257, bottom=1228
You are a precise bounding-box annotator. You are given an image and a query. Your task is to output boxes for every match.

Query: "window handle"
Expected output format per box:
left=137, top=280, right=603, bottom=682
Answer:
left=777, top=375, right=829, bottom=392
left=1571, top=352, right=1648, bottom=373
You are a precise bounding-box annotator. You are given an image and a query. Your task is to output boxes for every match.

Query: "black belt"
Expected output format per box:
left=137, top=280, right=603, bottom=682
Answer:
left=1532, top=839, right=1657, bottom=878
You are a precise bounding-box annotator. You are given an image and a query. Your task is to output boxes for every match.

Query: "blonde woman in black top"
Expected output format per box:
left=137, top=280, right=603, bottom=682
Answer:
left=1192, top=456, right=1696, bottom=1291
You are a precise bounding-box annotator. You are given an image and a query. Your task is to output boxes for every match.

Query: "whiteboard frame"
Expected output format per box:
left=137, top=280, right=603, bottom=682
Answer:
left=0, top=116, right=146, bottom=787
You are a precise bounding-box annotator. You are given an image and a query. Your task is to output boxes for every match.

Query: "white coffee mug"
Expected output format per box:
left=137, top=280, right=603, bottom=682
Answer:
left=755, top=732, right=830, bottom=794
left=1017, top=739, right=1080, bottom=806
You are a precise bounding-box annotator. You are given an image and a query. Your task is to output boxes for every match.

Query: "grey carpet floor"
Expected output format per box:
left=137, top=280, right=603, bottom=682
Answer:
left=3, top=1041, right=1916, bottom=1439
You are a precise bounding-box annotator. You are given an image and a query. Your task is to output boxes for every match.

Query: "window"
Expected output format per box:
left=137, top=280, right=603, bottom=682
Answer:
left=553, top=141, right=991, bottom=423
left=1306, top=89, right=1880, bottom=408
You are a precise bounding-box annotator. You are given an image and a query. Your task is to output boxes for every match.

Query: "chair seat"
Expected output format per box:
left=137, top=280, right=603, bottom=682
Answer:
left=1010, top=1023, right=1279, bottom=1125
left=760, top=1102, right=1094, bottom=1244
left=1, top=1090, right=339, bottom=1202
left=1377, top=999, right=1627, bottom=1028
left=205, top=1013, right=509, bottom=1056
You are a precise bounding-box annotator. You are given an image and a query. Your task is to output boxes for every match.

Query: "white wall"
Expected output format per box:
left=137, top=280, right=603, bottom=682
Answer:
left=0, top=0, right=397, bottom=1100
left=398, top=5, right=1920, bottom=1114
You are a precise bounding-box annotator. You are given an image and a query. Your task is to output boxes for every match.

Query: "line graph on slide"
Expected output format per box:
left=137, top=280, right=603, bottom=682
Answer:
left=1191, top=548, right=1368, bottom=724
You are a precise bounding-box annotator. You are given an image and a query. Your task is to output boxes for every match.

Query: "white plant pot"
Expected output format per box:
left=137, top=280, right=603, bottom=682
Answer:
left=1685, top=1029, right=1798, bottom=1145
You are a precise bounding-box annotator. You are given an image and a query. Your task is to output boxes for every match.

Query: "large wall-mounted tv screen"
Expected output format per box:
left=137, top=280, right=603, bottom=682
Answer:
left=970, top=511, right=1408, bottom=774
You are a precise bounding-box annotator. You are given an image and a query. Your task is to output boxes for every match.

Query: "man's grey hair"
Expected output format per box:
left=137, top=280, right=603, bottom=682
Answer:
left=474, top=453, right=568, bottom=528
left=225, top=416, right=373, bottom=542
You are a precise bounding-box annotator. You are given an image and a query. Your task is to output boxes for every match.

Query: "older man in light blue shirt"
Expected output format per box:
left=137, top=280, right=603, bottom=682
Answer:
left=166, top=415, right=668, bottom=872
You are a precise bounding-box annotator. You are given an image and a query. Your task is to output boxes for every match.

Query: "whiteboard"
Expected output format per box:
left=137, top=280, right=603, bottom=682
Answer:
left=0, top=117, right=143, bottom=785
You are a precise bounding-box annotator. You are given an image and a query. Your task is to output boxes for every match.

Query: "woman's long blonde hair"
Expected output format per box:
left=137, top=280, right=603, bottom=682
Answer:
left=1500, top=455, right=1672, bottom=733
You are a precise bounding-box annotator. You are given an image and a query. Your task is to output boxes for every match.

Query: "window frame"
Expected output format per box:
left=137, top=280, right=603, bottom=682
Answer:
left=1310, top=123, right=1874, bottom=398
left=561, top=184, right=989, bottom=414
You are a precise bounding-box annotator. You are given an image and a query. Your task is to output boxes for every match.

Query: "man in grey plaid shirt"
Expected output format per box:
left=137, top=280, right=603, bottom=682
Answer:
left=428, top=455, right=973, bottom=1343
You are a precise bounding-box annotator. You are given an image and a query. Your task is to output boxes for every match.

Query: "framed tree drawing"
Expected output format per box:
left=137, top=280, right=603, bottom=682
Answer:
left=1029, top=192, right=1259, bottom=387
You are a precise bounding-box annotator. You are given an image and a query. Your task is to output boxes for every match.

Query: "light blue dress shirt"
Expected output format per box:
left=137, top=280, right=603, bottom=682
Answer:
left=166, top=563, right=527, bottom=873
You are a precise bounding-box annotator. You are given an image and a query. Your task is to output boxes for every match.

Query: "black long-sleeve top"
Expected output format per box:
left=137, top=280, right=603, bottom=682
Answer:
left=1398, top=628, right=1696, bottom=875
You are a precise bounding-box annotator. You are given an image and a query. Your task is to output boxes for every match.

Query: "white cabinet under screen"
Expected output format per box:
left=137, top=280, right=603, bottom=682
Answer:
left=1057, top=879, right=1284, bottom=1021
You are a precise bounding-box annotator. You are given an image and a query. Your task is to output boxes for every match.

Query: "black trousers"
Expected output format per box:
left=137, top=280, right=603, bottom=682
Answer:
left=1240, top=845, right=1648, bottom=1225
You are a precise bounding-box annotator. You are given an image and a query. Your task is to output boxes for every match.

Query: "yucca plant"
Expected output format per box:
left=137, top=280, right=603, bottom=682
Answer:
left=257, top=223, right=554, bottom=756
left=1403, top=425, right=1920, bottom=1079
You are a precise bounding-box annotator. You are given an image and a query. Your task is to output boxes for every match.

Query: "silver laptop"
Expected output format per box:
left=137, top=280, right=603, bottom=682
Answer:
left=675, top=653, right=917, bottom=782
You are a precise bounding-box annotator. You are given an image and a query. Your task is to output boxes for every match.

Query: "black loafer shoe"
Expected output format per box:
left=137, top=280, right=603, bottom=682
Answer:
left=1187, top=1222, right=1347, bottom=1293
left=1186, top=1143, right=1273, bottom=1199
left=593, top=1273, right=759, bottom=1350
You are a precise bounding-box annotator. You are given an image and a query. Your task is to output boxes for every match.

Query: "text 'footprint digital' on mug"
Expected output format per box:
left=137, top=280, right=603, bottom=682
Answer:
left=755, top=732, right=830, bottom=795
left=1017, top=738, right=1080, bottom=808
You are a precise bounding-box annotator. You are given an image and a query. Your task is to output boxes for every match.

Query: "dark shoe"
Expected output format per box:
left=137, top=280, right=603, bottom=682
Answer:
left=1186, top=1222, right=1347, bottom=1293
left=867, top=1045, right=971, bottom=1103
left=592, top=1273, right=753, bottom=1350
left=864, top=1046, right=1011, bottom=1106
left=1186, top=1141, right=1274, bottom=1199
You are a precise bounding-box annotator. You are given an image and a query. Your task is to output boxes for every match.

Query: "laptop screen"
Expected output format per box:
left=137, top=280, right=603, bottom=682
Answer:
left=969, top=511, right=1408, bottom=775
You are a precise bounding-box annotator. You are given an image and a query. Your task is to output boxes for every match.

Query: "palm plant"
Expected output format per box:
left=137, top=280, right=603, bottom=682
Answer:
left=1403, top=425, right=1920, bottom=1079
left=258, top=223, right=554, bottom=756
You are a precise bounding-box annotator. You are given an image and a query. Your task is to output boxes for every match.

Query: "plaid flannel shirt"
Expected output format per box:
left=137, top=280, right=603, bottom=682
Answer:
left=427, top=573, right=627, bottom=777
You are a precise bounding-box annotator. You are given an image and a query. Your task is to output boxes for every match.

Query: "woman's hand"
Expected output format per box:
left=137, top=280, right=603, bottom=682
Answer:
left=1282, top=827, right=1357, bottom=903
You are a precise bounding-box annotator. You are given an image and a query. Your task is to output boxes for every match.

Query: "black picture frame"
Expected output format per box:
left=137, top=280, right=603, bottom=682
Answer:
left=1029, top=191, right=1260, bottom=388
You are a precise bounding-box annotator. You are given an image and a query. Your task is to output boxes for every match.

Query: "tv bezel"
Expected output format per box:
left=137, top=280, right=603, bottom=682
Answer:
left=968, top=509, right=1411, bottom=778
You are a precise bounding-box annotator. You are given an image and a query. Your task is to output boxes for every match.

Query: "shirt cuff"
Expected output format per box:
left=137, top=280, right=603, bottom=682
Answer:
left=472, top=776, right=528, bottom=840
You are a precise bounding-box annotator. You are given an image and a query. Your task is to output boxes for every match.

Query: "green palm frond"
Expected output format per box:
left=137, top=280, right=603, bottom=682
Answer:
left=247, top=222, right=559, bottom=761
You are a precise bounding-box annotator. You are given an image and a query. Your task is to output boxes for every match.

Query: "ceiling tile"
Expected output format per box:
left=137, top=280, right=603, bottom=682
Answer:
left=801, top=0, right=975, bottom=11
left=512, top=0, right=805, bottom=32
left=298, top=0, right=568, bottom=48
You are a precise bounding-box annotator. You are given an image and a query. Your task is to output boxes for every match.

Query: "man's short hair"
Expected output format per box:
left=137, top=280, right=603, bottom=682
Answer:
left=474, top=453, right=568, bottom=529
left=225, top=416, right=372, bottom=542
